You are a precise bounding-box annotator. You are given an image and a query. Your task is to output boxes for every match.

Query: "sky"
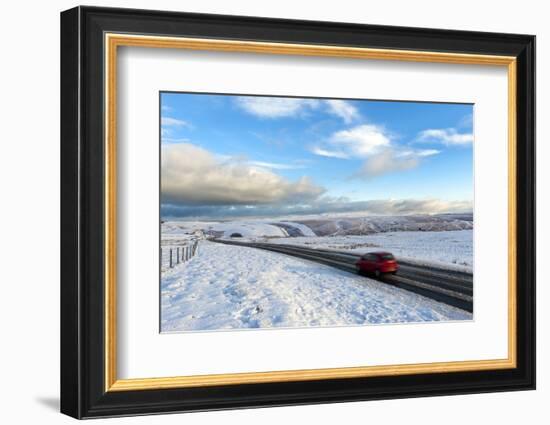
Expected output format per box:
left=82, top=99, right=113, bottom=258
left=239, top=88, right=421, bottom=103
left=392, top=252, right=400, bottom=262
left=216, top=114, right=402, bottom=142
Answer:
left=160, top=92, right=473, bottom=220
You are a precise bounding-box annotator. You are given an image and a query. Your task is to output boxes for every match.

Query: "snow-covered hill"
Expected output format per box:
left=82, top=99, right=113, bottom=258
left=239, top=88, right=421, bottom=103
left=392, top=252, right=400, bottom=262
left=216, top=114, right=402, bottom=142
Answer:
left=294, top=213, right=473, bottom=237
left=162, top=213, right=473, bottom=240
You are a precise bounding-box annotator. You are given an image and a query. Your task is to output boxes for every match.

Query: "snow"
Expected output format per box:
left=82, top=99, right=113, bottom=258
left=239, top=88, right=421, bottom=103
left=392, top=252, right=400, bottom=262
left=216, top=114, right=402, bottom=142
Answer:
left=161, top=241, right=199, bottom=273
left=293, top=214, right=472, bottom=236
left=267, top=230, right=474, bottom=272
left=213, top=222, right=288, bottom=239
left=161, top=241, right=471, bottom=333
left=273, top=221, right=317, bottom=237
left=162, top=220, right=218, bottom=235
left=161, top=216, right=473, bottom=271
left=162, top=213, right=473, bottom=239
left=162, top=219, right=318, bottom=240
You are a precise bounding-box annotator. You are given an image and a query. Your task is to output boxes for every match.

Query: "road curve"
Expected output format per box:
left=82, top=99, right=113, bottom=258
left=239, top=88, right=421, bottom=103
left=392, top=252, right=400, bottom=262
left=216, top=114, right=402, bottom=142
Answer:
left=212, top=239, right=473, bottom=313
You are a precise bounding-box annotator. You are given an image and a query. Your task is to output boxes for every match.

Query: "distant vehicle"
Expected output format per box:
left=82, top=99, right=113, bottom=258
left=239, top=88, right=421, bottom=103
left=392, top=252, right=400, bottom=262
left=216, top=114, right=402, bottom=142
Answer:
left=229, top=232, right=243, bottom=238
left=355, top=252, right=398, bottom=277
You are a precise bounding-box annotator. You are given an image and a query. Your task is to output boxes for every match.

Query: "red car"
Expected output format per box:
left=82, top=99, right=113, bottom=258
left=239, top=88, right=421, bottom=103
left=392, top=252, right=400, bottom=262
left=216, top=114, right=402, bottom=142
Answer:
left=355, top=251, right=398, bottom=277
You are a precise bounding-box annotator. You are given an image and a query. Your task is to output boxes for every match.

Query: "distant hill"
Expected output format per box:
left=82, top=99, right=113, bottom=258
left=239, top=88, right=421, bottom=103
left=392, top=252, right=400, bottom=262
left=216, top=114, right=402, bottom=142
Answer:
left=294, top=213, right=473, bottom=236
left=162, top=213, right=473, bottom=240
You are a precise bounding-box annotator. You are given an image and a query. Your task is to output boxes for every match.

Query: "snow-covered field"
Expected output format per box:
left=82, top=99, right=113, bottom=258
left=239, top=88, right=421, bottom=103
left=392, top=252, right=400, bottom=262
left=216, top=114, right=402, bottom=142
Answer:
left=160, top=214, right=473, bottom=332
left=162, top=215, right=473, bottom=271
left=161, top=241, right=471, bottom=332
left=268, top=230, right=473, bottom=272
left=162, top=219, right=316, bottom=239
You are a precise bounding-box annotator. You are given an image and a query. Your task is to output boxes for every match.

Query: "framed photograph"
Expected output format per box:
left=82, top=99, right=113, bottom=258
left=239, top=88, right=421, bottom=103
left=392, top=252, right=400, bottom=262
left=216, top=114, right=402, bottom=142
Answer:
left=60, top=6, right=535, bottom=419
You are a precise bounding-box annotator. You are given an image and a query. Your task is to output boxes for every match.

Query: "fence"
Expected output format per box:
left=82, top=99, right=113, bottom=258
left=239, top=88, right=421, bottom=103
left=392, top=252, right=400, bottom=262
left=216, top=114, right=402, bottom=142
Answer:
left=161, top=240, right=199, bottom=272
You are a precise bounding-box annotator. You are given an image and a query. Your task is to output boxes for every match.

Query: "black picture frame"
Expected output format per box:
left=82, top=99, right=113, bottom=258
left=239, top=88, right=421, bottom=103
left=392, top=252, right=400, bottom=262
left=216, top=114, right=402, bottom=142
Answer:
left=61, top=5, right=535, bottom=419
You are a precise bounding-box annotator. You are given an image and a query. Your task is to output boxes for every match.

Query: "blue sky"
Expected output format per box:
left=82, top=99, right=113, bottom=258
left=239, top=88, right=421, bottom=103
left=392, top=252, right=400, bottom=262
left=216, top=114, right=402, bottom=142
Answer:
left=160, top=92, right=473, bottom=219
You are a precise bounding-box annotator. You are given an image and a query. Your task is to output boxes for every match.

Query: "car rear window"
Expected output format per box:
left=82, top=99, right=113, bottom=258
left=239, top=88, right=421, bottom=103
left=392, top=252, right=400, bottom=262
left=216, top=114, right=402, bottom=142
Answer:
left=379, top=254, right=394, bottom=260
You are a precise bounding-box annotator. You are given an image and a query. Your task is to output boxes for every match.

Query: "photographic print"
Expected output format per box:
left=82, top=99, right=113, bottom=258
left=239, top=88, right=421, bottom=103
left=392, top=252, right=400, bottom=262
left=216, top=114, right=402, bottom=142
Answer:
left=61, top=9, right=535, bottom=417
left=160, top=92, right=474, bottom=333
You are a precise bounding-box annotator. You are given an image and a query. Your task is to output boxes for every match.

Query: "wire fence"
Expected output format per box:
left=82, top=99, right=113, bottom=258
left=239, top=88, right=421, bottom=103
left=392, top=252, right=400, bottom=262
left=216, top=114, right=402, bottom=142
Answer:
left=161, top=240, right=199, bottom=272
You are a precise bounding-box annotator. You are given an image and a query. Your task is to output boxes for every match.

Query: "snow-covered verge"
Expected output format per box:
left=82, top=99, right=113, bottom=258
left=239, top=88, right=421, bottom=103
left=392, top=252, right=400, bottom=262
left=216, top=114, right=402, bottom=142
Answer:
left=161, top=241, right=471, bottom=332
left=267, top=230, right=473, bottom=272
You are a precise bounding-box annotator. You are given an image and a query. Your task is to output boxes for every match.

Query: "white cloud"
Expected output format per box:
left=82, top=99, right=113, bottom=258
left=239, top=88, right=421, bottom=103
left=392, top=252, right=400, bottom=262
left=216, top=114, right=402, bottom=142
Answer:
left=310, top=124, right=440, bottom=178
left=235, top=97, right=360, bottom=123
left=235, top=97, right=320, bottom=118
left=416, top=149, right=441, bottom=157
left=247, top=161, right=305, bottom=170
left=354, top=147, right=441, bottom=179
left=312, top=198, right=472, bottom=216
left=161, top=116, right=190, bottom=127
left=162, top=197, right=472, bottom=218
left=310, top=146, right=349, bottom=159
left=347, top=198, right=472, bottom=216
left=162, top=137, right=191, bottom=144
left=459, top=113, right=473, bottom=129
left=355, top=149, right=419, bottom=178
left=324, top=99, right=360, bottom=123
left=416, top=128, right=473, bottom=146
left=162, top=143, right=325, bottom=205
left=398, top=149, right=440, bottom=158
left=331, top=124, right=392, bottom=157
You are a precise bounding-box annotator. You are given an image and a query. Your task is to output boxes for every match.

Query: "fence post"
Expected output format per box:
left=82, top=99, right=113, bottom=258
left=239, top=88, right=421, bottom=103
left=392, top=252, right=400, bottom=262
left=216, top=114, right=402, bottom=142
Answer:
left=169, top=248, right=173, bottom=268
left=176, top=247, right=180, bottom=264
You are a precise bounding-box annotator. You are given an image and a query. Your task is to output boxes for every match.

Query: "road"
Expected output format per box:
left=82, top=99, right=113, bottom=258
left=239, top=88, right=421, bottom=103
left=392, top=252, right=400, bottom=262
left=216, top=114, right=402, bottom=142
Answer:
left=213, top=239, right=473, bottom=313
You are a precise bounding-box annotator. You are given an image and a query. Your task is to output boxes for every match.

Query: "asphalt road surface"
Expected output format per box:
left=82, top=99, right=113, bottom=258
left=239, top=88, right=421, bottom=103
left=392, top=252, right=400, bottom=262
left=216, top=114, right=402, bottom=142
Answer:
left=213, top=239, right=473, bottom=313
